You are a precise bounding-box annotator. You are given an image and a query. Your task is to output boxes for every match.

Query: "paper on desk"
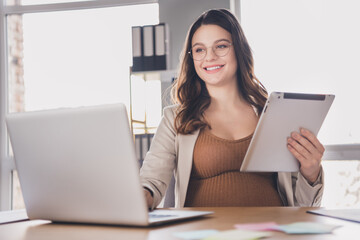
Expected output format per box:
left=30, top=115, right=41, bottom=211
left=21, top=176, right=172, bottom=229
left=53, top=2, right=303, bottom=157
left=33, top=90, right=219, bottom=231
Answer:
left=173, top=229, right=219, bottom=239
left=234, top=221, right=341, bottom=235
left=234, top=222, right=278, bottom=231
left=272, top=222, right=341, bottom=234
left=202, top=229, right=271, bottom=240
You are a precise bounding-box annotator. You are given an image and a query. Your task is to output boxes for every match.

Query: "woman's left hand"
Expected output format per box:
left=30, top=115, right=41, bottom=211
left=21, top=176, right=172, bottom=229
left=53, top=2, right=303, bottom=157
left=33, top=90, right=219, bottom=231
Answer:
left=287, top=128, right=324, bottom=184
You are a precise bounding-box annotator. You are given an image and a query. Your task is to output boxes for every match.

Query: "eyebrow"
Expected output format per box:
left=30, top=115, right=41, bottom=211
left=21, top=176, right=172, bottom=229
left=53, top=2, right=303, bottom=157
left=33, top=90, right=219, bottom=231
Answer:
left=192, top=38, right=231, bottom=47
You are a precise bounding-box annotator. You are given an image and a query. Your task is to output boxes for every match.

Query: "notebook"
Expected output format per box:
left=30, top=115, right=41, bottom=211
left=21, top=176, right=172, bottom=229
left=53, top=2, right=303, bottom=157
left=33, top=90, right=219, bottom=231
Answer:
left=307, top=208, right=360, bottom=223
left=241, top=92, right=335, bottom=172
left=5, top=103, right=212, bottom=226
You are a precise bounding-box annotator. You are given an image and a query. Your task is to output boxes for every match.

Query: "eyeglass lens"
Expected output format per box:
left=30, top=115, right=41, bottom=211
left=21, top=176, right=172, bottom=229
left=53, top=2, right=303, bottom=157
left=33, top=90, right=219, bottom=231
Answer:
left=190, top=42, right=232, bottom=61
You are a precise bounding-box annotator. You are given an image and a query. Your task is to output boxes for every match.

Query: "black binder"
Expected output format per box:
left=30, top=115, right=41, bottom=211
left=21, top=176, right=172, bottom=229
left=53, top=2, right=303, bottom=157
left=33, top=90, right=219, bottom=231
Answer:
left=142, top=25, right=155, bottom=71
left=154, top=23, right=166, bottom=70
left=131, top=23, right=167, bottom=72
left=131, top=26, right=143, bottom=72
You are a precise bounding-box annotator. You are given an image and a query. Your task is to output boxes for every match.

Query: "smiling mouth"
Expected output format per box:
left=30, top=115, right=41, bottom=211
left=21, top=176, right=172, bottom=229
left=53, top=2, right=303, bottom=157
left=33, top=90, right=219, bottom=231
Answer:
left=204, top=65, right=224, bottom=71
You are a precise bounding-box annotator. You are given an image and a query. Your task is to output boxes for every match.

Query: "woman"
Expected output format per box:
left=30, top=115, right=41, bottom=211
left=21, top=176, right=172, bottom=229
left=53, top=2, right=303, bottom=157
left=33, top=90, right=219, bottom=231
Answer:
left=140, top=9, right=324, bottom=209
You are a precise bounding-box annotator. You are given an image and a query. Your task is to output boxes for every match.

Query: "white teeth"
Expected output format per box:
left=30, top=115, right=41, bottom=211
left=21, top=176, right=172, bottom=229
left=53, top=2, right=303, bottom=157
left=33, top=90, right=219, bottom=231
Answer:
left=205, top=65, right=222, bottom=71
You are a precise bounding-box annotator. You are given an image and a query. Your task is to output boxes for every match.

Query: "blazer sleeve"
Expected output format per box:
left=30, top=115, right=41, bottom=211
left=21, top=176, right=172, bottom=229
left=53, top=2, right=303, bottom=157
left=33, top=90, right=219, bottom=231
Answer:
left=139, top=106, right=177, bottom=209
left=277, top=166, right=324, bottom=206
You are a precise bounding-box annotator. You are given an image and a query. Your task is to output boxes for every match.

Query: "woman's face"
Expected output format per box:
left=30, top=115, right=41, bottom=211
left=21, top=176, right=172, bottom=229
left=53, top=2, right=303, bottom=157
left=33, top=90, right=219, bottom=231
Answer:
left=191, top=24, right=238, bottom=88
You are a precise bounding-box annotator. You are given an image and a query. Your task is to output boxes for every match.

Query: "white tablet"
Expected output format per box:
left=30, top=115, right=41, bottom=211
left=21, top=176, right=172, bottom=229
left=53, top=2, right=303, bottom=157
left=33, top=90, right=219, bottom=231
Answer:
left=240, top=92, right=335, bottom=172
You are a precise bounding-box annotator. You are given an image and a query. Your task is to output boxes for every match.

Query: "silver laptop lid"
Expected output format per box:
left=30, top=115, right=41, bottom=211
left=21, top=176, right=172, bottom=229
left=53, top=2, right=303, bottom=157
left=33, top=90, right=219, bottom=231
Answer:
left=6, top=104, right=149, bottom=225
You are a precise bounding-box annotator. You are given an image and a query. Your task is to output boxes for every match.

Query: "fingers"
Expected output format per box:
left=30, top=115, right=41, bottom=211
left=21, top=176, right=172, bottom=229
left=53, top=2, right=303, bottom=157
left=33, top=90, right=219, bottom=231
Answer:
left=287, top=132, right=312, bottom=161
left=287, top=128, right=324, bottom=159
left=287, top=128, right=324, bottom=184
left=287, top=143, right=307, bottom=163
left=299, top=128, right=325, bottom=154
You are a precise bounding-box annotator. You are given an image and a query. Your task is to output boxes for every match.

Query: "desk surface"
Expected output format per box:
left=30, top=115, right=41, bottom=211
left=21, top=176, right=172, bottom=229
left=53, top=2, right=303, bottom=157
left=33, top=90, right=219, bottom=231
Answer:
left=0, top=207, right=359, bottom=240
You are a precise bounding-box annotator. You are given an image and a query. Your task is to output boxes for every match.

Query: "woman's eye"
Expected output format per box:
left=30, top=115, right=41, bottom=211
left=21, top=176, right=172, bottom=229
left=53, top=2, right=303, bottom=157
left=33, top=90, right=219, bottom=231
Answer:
left=194, top=47, right=205, bottom=53
left=216, top=44, right=229, bottom=49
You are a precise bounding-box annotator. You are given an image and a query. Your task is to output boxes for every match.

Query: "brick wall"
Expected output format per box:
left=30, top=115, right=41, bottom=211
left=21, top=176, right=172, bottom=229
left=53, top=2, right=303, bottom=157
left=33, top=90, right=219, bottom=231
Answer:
left=8, top=14, right=25, bottom=113
left=7, top=8, right=26, bottom=209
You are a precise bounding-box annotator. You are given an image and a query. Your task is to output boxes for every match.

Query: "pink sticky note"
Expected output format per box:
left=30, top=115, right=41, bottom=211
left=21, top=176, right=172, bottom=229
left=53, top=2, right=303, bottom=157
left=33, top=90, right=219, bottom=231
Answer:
left=234, top=222, right=279, bottom=231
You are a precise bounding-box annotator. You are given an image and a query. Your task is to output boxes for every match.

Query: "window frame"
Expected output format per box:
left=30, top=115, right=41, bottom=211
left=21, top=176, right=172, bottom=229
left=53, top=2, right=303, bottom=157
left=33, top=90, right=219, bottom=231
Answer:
left=0, top=0, right=157, bottom=211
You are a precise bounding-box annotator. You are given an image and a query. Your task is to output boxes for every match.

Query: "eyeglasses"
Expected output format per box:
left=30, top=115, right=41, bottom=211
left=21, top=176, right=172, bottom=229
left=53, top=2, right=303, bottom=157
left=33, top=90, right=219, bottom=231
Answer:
left=188, top=41, right=233, bottom=61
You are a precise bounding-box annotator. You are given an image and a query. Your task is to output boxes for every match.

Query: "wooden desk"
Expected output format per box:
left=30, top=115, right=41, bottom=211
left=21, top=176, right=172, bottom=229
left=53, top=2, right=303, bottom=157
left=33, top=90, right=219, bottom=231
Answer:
left=0, top=207, right=358, bottom=240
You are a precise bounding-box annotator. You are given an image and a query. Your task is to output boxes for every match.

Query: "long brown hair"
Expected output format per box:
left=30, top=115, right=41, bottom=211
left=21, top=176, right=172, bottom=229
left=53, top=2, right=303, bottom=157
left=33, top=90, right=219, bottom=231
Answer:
left=172, top=9, right=268, bottom=134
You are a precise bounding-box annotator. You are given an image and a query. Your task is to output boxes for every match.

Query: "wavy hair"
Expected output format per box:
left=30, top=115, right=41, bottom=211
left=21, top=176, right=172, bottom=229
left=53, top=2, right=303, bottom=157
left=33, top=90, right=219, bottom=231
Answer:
left=172, top=9, right=268, bottom=134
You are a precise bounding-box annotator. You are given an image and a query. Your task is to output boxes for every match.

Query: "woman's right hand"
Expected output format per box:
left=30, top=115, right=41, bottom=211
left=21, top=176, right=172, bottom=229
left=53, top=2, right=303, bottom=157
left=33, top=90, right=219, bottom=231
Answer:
left=144, top=189, right=154, bottom=209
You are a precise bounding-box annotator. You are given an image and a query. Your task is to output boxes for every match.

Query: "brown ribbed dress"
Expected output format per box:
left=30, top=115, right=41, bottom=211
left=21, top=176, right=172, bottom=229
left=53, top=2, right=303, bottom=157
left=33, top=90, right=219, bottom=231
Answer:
left=184, top=128, right=283, bottom=207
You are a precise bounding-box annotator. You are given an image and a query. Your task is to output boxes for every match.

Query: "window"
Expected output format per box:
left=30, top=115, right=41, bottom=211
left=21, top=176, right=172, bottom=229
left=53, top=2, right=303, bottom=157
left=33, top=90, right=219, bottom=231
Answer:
left=1, top=0, right=159, bottom=210
left=241, top=0, right=360, bottom=145
left=241, top=0, right=360, bottom=207
left=131, top=72, right=162, bottom=134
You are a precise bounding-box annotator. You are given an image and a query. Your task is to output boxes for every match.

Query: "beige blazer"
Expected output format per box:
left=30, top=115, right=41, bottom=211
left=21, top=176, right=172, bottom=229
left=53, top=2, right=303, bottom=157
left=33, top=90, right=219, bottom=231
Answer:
left=140, top=105, right=324, bottom=209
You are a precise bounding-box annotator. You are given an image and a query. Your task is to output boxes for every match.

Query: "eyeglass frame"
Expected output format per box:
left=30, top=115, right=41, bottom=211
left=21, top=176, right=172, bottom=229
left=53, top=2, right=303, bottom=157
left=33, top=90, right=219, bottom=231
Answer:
left=188, top=40, right=233, bottom=61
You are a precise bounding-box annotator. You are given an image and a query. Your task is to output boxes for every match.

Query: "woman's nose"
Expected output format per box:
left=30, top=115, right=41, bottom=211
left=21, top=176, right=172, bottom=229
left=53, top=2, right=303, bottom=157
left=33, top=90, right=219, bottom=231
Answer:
left=204, top=47, right=217, bottom=61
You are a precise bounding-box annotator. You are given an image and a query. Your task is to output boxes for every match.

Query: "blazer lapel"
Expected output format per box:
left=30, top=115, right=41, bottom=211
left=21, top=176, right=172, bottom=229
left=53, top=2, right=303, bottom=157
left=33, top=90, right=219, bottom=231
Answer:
left=177, top=129, right=200, bottom=207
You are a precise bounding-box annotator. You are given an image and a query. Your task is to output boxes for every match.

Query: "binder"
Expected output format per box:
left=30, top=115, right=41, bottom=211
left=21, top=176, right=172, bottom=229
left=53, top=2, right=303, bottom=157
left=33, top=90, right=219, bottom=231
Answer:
left=132, top=27, right=142, bottom=57
left=154, top=24, right=167, bottom=70
left=135, top=136, right=141, bottom=163
left=143, top=25, right=155, bottom=71
left=131, top=23, right=168, bottom=72
left=131, top=26, right=143, bottom=72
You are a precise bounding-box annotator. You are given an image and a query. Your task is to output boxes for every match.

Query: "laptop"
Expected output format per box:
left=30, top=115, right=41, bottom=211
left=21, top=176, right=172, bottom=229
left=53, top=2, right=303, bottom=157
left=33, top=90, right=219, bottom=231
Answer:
left=6, top=103, right=213, bottom=226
